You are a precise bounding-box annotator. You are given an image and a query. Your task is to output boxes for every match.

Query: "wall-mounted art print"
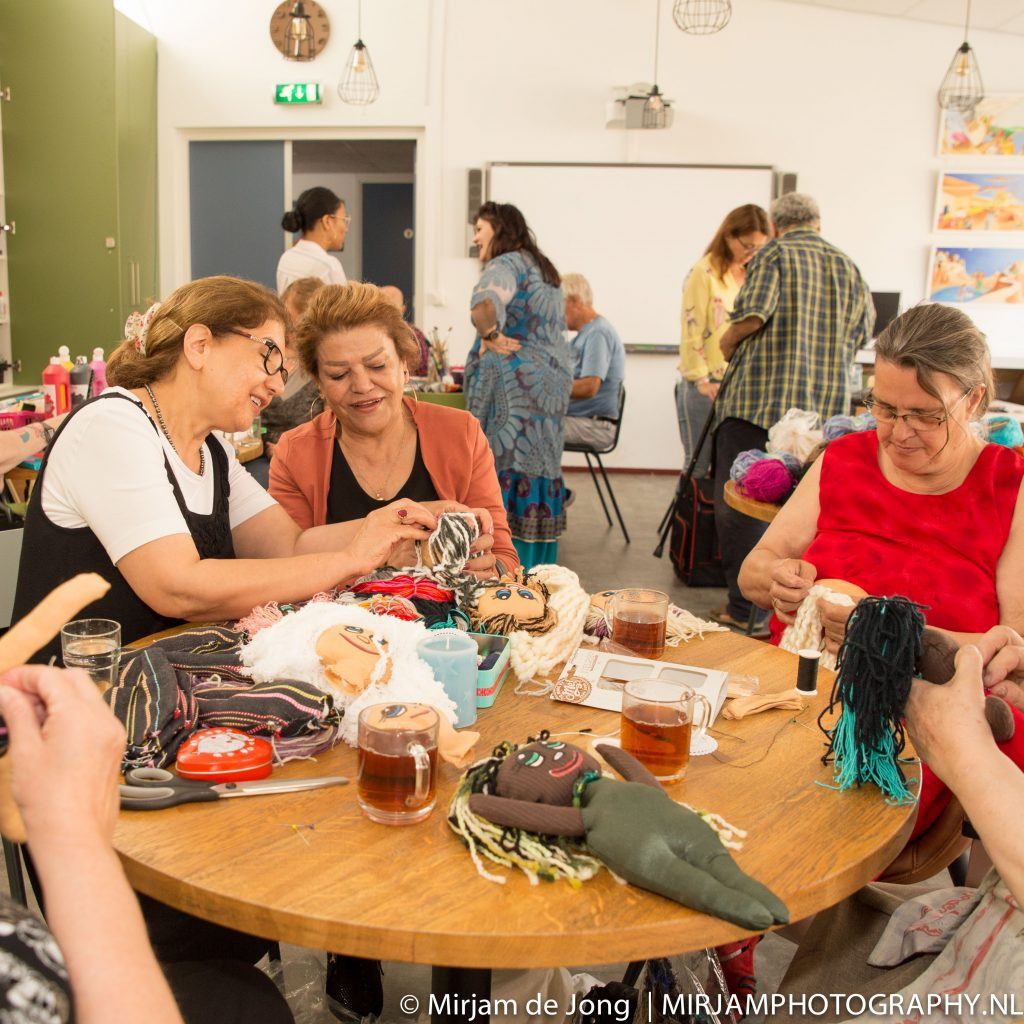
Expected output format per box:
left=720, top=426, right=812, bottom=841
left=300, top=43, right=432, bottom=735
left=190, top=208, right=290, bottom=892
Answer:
left=928, top=247, right=1024, bottom=305
left=935, top=172, right=1024, bottom=232
left=939, top=95, right=1024, bottom=158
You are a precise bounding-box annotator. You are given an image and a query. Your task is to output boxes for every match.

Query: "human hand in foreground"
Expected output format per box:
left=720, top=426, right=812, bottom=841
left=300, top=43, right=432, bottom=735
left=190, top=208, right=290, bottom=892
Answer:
left=906, top=644, right=994, bottom=787
left=768, top=558, right=816, bottom=623
left=819, top=597, right=858, bottom=655
left=351, top=499, right=436, bottom=575
left=0, top=665, right=125, bottom=850
left=972, top=625, right=1024, bottom=713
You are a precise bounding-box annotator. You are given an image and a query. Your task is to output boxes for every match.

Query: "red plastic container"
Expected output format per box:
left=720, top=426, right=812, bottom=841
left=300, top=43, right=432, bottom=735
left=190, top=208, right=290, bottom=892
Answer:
left=175, top=728, right=273, bottom=783
left=42, top=359, right=70, bottom=415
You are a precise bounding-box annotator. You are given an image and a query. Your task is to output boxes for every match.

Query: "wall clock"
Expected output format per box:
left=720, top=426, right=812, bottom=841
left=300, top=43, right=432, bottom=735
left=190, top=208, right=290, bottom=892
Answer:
left=269, top=1, right=330, bottom=61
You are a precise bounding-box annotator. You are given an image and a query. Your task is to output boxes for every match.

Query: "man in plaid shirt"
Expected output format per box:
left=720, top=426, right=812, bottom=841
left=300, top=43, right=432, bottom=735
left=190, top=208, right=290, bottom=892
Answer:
left=711, top=193, right=874, bottom=631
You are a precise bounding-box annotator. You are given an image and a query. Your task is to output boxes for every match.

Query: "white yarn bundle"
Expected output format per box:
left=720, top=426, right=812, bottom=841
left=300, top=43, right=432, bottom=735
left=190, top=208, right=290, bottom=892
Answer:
left=239, top=602, right=458, bottom=746
left=767, top=408, right=824, bottom=463
left=779, top=584, right=855, bottom=670
left=507, top=564, right=590, bottom=684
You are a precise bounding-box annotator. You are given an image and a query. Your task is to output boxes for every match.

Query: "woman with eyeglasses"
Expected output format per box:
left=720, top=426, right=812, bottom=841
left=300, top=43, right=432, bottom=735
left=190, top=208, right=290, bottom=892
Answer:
left=739, top=302, right=1024, bottom=841
left=676, top=204, right=770, bottom=477
left=12, top=276, right=440, bottom=665
left=277, top=186, right=349, bottom=294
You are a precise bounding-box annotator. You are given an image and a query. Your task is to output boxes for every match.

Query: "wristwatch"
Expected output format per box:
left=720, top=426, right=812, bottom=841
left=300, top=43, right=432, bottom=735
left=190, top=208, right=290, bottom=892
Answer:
left=482, top=328, right=500, bottom=343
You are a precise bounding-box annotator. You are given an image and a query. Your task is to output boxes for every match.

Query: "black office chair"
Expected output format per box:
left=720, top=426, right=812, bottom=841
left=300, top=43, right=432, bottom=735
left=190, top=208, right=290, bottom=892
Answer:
left=563, top=385, right=629, bottom=543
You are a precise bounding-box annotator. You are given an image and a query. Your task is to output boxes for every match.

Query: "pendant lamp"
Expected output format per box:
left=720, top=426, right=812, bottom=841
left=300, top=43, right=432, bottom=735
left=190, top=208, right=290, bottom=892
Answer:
left=673, top=0, right=732, bottom=35
left=337, top=0, right=380, bottom=105
left=643, top=0, right=669, bottom=129
left=284, top=1, right=315, bottom=61
left=938, top=0, right=984, bottom=113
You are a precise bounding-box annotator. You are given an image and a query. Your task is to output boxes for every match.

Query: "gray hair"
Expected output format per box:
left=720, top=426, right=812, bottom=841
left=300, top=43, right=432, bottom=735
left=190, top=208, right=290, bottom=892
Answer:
left=874, top=303, right=993, bottom=417
left=770, top=193, right=820, bottom=231
left=561, top=273, right=593, bottom=307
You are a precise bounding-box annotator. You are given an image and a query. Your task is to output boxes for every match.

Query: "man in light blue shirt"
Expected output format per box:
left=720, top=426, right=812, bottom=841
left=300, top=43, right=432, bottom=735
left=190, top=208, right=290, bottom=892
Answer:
left=562, top=273, right=626, bottom=450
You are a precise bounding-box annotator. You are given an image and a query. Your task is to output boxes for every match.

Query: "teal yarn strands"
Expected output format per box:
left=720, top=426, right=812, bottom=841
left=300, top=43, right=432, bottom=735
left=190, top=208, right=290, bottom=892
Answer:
left=817, top=596, right=925, bottom=803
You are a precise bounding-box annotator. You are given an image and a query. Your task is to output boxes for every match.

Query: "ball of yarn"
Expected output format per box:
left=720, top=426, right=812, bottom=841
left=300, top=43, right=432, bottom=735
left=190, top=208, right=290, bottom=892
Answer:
left=855, top=411, right=876, bottom=431
left=775, top=451, right=802, bottom=476
left=985, top=413, right=1024, bottom=449
left=729, top=449, right=768, bottom=483
left=823, top=414, right=859, bottom=441
left=739, top=458, right=795, bottom=503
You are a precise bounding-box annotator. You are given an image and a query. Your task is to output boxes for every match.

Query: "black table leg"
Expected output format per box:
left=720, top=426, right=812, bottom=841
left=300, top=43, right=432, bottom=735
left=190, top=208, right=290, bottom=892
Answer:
left=430, top=966, right=492, bottom=1024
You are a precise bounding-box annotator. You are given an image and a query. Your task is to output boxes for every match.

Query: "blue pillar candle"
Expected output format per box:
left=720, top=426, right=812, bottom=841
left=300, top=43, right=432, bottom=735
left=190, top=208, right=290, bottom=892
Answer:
left=417, top=633, right=478, bottom=728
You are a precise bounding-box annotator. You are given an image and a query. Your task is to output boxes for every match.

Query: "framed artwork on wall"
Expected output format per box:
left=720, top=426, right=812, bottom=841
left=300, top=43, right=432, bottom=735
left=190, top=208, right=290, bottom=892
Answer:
left=938, top=95, right=1024, bottom=158
left=934, top=171, right=1024, bottom=232
left=928, top=246, right=1024, bottom=305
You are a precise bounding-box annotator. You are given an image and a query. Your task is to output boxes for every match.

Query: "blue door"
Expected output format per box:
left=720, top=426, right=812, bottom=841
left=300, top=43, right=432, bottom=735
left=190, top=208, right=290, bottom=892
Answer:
left=189, top=141, right=284, bottom=288
left=362, top=182, right=414, bottom=314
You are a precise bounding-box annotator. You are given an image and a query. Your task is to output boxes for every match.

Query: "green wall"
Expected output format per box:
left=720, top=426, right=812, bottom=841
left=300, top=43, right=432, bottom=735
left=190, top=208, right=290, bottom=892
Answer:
left=1, top=0, right=127, bottom=384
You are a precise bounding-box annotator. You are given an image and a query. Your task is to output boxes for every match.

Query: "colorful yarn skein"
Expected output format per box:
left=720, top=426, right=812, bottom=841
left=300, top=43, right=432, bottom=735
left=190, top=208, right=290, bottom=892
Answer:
left=740, top=458, right=796, bottom=503
left=984, top=413, right=1024, bottom=449
left=729, top=449, right=768, bottom=483
left=822, top=415, right=859, bottom=441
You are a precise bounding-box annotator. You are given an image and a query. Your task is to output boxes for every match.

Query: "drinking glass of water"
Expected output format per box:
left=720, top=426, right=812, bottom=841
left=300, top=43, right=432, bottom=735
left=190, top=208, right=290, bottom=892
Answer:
left=61, top=619, right=121, bottom=691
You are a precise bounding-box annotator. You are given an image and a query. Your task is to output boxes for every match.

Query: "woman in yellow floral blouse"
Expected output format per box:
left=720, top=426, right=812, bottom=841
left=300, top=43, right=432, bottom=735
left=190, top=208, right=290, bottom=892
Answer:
left=676, top=204, right=770, bottom=476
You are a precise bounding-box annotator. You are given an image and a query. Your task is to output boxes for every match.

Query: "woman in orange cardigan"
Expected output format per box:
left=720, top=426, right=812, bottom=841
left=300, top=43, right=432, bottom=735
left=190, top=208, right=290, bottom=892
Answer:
left=270, top=282, right=518, bottom=576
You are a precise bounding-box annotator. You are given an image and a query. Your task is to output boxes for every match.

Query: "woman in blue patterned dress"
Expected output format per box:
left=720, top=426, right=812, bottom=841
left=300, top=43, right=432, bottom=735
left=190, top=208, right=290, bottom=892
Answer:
left=464, top=202, right=572, bottom=568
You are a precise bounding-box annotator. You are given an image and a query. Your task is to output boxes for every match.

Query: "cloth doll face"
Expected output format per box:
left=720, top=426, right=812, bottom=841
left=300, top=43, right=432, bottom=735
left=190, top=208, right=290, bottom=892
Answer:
left=361, top=702, right=438, bottom=732
left=495, top=739, right=600, bottom=805
left=316, top=623, right=391, bottom=697
left=471, top=574, right=556, bottom=636
left=590, top=590, right=618, bottom=612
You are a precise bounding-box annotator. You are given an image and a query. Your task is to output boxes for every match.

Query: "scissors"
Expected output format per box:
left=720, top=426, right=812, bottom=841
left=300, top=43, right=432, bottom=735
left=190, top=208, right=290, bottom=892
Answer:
left=120, top=767, right=348, bottom=810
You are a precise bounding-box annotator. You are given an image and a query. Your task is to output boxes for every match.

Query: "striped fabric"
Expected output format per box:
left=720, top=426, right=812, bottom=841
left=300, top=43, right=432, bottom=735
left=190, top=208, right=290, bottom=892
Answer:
left=107, top=625, right=342, bottom=769
left=716, top=229, right=874, bottom=431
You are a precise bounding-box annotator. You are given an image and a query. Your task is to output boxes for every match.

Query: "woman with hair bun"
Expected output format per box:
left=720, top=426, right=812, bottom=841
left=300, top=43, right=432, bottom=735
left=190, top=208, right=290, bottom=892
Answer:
left=276, top=186, right=349, bottom=293
left=12, top=275, right=441, bottom=665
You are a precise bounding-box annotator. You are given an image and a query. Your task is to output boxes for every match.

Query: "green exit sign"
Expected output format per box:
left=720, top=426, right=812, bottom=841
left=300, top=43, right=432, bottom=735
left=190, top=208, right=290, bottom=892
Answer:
left=274, top=83, right=321, bottom=104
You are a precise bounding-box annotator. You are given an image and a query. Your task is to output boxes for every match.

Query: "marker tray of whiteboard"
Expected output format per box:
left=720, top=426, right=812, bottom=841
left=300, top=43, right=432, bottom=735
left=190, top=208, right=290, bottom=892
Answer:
left=471, top=632, right=511, bottom=708
left=551, top=647, right=728, bottom=724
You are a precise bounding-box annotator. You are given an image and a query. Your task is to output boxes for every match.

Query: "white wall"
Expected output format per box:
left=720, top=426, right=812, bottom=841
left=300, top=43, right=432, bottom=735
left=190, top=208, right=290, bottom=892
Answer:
left=145, top=0, right=1024, bottom=469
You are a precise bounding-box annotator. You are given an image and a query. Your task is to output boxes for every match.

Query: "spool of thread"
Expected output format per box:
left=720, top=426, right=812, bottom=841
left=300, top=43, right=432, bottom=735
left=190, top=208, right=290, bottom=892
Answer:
left=823, top=414, right=859, bottom=441
left=796, top=649, right=821, bottom=694
left=739, top=457, right=796, bottom=503
left=729, top=449, right=768, bottom=483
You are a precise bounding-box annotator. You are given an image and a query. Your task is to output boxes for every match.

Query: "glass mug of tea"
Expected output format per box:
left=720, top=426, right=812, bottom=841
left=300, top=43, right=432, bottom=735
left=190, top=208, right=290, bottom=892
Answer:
left=619, top=678, right=712, bottom=783
left=357, top=703, right=439, bottom=825
left=604, top=589, right=669, bottom=660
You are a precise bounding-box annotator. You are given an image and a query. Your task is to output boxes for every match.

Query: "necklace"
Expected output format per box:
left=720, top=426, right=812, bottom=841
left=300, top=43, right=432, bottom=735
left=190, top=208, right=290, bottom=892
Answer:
left=338, top=416, right=412, bottom=500
left=145, top=384, right=205, bottom=476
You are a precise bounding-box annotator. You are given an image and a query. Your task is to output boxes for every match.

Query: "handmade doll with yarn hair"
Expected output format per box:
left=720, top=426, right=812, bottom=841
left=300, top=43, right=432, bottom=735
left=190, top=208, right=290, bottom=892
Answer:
left=239, top=601, right=478, bottom=763
left=449, top=732, right=788, bottom=930
left=466, top=565, right=590, bottom=683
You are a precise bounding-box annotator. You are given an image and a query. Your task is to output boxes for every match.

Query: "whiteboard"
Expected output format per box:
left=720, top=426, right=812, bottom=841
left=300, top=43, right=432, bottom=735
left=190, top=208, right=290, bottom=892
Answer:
left=487, top=163, right=776, bottom=348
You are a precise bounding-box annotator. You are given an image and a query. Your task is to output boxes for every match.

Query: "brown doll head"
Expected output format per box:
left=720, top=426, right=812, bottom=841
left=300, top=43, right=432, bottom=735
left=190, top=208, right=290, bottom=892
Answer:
left=315, top=622, right=392, bottom=697
left=494, top=738, right=600, bottom=806
left=470, top=571, right=556, bottom=636
left=589, top=589, right=619, bottom=612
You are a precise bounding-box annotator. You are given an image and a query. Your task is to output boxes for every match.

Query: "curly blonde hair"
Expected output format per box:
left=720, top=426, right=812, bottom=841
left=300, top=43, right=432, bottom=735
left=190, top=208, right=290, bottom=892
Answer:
left=293, top=282, right=421, bottom=378
left=107, top=276, right=287, bottom=389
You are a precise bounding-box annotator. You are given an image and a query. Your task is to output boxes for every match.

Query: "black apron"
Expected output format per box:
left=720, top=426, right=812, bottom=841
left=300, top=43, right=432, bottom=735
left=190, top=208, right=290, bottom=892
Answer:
left=12, top=392, right=236, bottom=663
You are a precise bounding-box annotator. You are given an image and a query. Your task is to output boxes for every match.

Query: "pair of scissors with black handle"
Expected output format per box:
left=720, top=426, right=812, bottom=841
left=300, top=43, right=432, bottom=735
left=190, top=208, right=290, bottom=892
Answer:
left=120, top=767, right=348, bottom=810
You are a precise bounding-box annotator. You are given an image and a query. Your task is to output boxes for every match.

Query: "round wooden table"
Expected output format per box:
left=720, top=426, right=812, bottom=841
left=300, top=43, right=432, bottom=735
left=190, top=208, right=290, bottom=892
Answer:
left=723, top=479, right=782, bottom=524
left=113, top=627, right=917, bottom=991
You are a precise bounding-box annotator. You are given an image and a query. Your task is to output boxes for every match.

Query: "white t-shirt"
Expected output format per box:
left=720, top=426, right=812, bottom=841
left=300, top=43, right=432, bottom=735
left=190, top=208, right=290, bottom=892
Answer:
left=41, top=388, right=277, bottom=564
left=276, top=238, right=347, bottom=294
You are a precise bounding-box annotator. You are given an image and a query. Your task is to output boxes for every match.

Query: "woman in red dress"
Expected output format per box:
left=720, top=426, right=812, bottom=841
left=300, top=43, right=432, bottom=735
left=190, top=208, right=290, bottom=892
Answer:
left=740, top=303, right=1024, bottom=840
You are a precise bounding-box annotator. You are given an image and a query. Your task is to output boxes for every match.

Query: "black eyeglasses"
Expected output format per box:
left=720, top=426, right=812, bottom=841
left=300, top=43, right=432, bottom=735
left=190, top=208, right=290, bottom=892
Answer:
left=229, top=331, right=289, bottom=384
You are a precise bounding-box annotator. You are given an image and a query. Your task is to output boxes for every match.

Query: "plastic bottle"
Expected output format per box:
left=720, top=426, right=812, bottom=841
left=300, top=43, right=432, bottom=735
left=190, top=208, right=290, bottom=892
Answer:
left=70, top=356, right=92, bottom=408
left=89, top=347, right=107, bottom=396
left=42, top=357, right=70, bottom=415
left=58, top=345, right=73, bottom=372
